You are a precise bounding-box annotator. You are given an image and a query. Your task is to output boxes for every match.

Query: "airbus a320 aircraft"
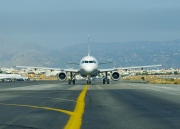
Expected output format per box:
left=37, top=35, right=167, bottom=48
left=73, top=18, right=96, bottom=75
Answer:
left=16, top=36, right=162, bottom=84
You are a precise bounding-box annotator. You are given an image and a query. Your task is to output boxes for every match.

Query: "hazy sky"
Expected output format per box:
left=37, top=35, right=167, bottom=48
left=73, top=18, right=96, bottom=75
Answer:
left=0, top=0, right=180, bottom=48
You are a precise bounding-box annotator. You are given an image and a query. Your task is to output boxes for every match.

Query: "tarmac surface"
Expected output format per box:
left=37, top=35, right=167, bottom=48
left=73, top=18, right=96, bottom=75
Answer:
left=0, top=80, right=180, bottom=129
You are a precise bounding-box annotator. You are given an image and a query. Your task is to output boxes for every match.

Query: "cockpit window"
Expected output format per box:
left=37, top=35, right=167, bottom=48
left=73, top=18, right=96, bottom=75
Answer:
left=82, top=60, right=97, bottom=64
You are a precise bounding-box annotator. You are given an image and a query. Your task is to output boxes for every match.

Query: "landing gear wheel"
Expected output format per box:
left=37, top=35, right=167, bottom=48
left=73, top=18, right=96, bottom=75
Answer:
left=103, top=79, right=105, bottom=84
left=72, top=80, right=75, bottom=84
left=107, top=79, right=110, bottom=84
left=68, top=80, right=71, bottom=84
left=87, top=80, right=91, bottom=84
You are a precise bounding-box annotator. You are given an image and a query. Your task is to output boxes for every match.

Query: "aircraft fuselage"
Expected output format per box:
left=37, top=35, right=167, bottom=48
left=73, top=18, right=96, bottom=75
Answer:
left=79, top=56, right=99, bottom=77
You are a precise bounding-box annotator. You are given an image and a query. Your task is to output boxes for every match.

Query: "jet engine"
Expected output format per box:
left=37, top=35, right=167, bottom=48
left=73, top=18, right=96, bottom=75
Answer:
left=58, top=72, right=67, bottom=81
left=111, top=71, right=120, bottom=81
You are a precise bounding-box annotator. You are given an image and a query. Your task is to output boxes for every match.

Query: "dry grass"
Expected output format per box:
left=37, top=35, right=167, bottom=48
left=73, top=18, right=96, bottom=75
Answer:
left=27, top=74, right=58, bottom=80
left=124, top=75, right=180, bottom=85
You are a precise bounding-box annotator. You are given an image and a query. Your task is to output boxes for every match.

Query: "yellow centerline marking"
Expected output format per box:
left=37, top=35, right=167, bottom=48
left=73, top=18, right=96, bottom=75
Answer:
left=0, top=85, right=88, bottom=129
left=0, top=102, right=73, bottom=115
left=64, top=84, right=88, bottom=129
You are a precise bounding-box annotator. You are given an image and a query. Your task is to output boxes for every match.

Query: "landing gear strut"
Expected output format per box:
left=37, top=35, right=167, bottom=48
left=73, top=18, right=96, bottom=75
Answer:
left=68, top=79, right=75, bottom=84
left=86, top=75, right=91, bottom=84
left=68, top=72, right=75, bottom=85
left=103, top=72, right=110, bottom=84
left=87, top=80, right=91, bottom=84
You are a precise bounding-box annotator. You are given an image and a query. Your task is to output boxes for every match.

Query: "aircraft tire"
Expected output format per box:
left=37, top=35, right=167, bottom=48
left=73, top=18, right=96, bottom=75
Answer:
left=103, top=79, right=105, bottom=84
left=68, top=80, right=71, bottom=84
left=107, top=79, right=109, bottom=84
left=73, top=80, right=75, bottom=84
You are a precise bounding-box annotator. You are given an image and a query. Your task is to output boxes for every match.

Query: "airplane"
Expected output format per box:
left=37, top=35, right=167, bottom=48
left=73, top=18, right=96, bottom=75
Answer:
left=16, top=36, right=162, bottom=84
left=0, top=74, right=28, bottom=82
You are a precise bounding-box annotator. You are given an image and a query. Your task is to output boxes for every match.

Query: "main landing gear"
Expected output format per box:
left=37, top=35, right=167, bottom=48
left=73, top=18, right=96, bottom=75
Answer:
left=69, top=79, right=75, bottom=84
left=68, top=72, right=75, bottom=85
left=103, top=72, right=110, bottom=84
left=103, top=78, right=109, bottom=84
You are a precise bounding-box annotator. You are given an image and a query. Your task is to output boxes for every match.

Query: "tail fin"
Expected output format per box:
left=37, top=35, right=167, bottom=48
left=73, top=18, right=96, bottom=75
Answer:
left=88, top=35, right=90, bottom=56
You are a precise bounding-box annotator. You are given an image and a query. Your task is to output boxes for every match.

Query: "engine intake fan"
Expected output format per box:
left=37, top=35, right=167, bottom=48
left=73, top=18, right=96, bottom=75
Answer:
left=58, top=72, right=67, bottom=81
left=111, top=71, right=120, bottom=81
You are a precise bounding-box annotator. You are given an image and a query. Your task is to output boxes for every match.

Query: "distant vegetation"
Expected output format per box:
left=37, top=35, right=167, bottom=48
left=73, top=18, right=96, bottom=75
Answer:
left=124, top=76, right=180, bottom=85
left=135, top=71, right=179, bottom=76
left=26, top=73, right=58, bottom=81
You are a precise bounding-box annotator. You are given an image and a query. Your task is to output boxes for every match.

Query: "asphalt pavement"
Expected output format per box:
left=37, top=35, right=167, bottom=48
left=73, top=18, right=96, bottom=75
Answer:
left=0, top=80, right=180, bottom=129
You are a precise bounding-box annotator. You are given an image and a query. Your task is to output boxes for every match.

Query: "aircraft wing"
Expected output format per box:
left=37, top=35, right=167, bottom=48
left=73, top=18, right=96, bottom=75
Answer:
left=99, top=64, right=162, bottom=72
left=16, top=66, right=79, bottom=73
left=99, top=68, right=115, bottom=72
left=64, top=69, right=79, bottom=73
left=16, top=66, right=62, bottom=71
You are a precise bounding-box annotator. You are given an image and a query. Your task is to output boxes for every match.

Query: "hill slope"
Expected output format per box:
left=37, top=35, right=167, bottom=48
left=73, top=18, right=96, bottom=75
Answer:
left=0, top=39, right=180, bottom=68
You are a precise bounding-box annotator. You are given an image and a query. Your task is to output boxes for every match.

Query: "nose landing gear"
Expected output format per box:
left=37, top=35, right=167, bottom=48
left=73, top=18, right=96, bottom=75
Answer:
left=86, top=75, right=91, bottom=85
left=87, top=80, right=91, bottom=84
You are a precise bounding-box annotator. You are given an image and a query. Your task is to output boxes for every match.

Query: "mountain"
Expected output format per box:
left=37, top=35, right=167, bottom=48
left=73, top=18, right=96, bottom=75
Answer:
left=60, top=40, right=180, bottom=69
left=0, top=39, right=180, bottom=69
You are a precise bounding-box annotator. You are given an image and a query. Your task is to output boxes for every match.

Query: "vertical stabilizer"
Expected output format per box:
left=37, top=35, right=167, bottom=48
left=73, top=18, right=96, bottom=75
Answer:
left=88, top=35, right=90, bottom=56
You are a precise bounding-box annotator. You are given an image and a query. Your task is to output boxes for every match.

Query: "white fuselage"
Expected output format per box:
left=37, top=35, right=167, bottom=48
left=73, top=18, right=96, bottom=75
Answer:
left=0, top=74, right=24, bottom=80
left=79, top=56, right=99, bottom=77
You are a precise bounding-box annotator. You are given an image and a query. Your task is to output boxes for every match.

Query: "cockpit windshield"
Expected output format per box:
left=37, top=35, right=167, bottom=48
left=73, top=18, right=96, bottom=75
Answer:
left=81, top=60, right=96, bottom=64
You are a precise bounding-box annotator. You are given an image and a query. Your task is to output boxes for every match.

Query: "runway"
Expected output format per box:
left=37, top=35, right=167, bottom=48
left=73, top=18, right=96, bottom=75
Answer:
left=0, top=80, right=180, bottom=129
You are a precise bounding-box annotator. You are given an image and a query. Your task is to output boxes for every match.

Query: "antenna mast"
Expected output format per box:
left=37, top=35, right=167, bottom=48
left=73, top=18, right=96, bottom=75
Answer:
left=88, top=35, right=90, bottom=56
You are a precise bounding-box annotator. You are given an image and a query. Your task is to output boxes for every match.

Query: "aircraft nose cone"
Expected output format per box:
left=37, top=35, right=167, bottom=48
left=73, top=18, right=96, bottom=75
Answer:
left=85, top=67, right=93, bottom=73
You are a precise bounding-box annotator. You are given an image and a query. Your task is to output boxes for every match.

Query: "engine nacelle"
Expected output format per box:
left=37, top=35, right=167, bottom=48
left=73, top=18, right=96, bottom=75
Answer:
left=58, top=72, right=67, bottom=81
left=111, top=71, right=120, bottom=81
